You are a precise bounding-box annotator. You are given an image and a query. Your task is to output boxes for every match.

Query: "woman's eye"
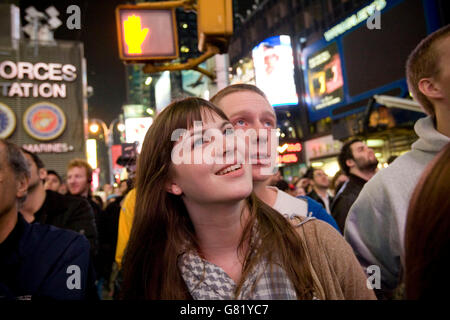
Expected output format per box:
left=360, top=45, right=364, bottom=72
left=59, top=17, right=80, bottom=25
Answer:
left=223, top=127, right=234, bottom=135
left=235, top=120, right=246, bottom=126
left=193, top=138, right=203, bottom=148
left=264, top=121, right=274, bottom=128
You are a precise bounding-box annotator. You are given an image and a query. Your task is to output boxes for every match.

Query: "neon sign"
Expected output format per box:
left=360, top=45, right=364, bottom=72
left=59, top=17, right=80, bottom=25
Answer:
left=324, top=0, right=387, bottom=42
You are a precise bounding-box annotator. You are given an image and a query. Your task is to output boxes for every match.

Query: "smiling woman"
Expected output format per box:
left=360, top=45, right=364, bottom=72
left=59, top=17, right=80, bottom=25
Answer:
left=119, top=97, right=376, bottom=300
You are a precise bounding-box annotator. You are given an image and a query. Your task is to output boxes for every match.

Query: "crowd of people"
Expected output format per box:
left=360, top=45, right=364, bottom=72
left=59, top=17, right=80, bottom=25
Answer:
left=0, top=25, right=449, bottom=300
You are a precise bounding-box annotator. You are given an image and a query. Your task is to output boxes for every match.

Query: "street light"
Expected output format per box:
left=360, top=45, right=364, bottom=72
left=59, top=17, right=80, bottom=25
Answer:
left=89, top=117, right=124, bottom=184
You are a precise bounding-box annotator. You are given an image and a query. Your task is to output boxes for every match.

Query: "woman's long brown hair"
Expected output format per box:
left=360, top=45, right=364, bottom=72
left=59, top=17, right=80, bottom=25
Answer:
left=405, top=142, right=450, bottom=299
left=120, top=97, right=319, bottom=300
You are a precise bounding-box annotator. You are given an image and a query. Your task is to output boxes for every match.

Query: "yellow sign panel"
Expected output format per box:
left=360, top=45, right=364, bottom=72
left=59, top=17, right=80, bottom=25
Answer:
left=116, top=6, right=179, bottom=60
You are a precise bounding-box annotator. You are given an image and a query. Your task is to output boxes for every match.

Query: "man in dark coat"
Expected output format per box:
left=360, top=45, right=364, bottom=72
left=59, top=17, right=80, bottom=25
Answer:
left=331, top=139, right=378, bottom=232
left=0, top=139, right=97, bottom=300
left=19, top=149, right=98, bottom=257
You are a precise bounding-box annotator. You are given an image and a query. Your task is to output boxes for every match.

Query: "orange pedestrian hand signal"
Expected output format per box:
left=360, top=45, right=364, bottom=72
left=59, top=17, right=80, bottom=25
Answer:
left=123, top=15, right=149, bottom=54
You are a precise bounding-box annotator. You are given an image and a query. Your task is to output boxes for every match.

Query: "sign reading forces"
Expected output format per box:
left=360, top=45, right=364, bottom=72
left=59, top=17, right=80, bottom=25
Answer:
left=0, top=60, right=77, bottom=98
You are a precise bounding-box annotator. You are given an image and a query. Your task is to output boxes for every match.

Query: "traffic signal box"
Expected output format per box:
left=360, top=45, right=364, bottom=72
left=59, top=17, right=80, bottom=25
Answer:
left=115, top=1, right=233, bottom=77
left=116, top=5, right=179, bottom=61
left=197, top=0, right=233, bottom=53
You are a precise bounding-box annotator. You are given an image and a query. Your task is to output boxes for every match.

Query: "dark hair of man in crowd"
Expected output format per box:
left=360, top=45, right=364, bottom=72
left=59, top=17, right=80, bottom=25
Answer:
left=338, top=139, right=363, bottom=176
left=275, top=179, right=290, bottom=192
left=21, top=148, right=45, bottom=169
left=46, top=170, right=62, bottom=184
left=303, top=167, right=315, bottom=180
left=0, top=139, right=30, bottom=203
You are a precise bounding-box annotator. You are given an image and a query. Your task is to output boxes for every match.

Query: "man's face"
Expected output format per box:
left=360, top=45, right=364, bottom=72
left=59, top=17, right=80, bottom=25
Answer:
left=312, top=169, right=329, bottom=189
left=0, top=144, right=28, bottom=217
left=434, top=36, right=450, bottom=106
left=349, top=142, right=378, bottom=172
left=45, top=173, right=61, bottom=192
left=216, top=91, right=277, bottom=182
left=23, top=153, right=45, bottom=191
left=67, top=166, right=89, bottom=196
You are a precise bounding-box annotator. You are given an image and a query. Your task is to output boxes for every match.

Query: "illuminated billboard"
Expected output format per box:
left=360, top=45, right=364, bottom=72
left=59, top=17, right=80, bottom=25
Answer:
left=125, top=117, right=153, bottom=152
left=301, top=0, right=439, bottom=122
left=252, top=35, right=298, bottom=107
left=306, top=42, right=344, bottom=111
left=155, top=71, right=171, bottom=113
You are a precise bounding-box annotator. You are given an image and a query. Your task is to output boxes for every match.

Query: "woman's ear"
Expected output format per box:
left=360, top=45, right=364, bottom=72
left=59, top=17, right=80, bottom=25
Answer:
left=165, top=181, right=183, bottom=196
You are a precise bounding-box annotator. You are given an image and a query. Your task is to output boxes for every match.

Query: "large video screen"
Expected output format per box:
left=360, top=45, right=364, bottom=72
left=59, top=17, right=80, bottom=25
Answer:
left=301, top=0, right=437, bottom=122
left=252, top=35, right=298, bottom=107
left=343, top=0, right=428, bottom=97
left=306, top=42, right=344, bottom=110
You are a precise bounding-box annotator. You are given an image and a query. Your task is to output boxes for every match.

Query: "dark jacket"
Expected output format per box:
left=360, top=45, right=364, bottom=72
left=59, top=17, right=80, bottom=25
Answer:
left=33, top=190, right=98, bottom=256
left=331, top=173, right=367, bottom=232
left=96, top=196, right=123, bottom=280
left=307, top=189, right=333, bottom=213
left=0, top=213, right=97, bottom=300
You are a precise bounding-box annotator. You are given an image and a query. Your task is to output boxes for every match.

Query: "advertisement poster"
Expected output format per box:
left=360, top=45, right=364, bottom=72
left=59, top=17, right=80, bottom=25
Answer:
left=306, top=42, right=344, bottom=110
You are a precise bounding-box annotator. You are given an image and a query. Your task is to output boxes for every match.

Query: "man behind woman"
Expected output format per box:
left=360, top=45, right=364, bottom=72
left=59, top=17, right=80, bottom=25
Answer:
left=119, top=97, right=374, bottom=300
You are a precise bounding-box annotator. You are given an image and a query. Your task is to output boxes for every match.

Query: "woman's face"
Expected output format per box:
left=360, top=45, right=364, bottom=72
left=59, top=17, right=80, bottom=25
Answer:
left=168, top=111, right=253, bottom=205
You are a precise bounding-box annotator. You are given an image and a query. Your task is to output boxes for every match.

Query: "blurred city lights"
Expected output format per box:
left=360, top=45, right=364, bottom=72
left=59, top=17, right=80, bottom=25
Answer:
left=117, top=123, right=126, bottom=132
left=89, top=123, right=100, bottom=134
left=145, top=76, right=153, bottom=85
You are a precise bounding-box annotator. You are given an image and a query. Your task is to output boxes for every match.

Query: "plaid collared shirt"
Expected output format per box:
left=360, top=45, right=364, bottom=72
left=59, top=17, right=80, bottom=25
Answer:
left=177, top=217, right=318, bottom=300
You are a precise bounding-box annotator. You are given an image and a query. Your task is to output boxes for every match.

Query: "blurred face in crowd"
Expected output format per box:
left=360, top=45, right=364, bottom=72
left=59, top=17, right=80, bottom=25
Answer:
left=296, top=178, right=310, bottom=190
left=349, top=141, right=378, bottom=172
left=119, top=181, right=128, bottom=195
left=23, top=153, right=46, bottom=192
left=168, top=112, right=252, bottom=205
left=312, top=169, right=329, bottom=189
left=216, top=91, right=277, bottom=182
left=0, top=143, right=28, bottom=218
left=45, top=173, right=61, bottom=192
left=296, top=187, right=306, bottom=197
left=103, top=183, right=113, bottom=194
left=67, top=166, right=90, bottom=196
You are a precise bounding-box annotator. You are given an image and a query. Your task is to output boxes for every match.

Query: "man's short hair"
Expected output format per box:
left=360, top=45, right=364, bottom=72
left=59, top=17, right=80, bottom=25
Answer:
left=406, top=24, right=450, bottom=116
left=46, top=170, right=62, bottom=183
left=67, top=159, right=93, bottom=183
left=210, top=84, right=269, bottom=105
left=338, top=139, right=362, bottom=176
left=1, top=139, right=30, bottom=203
left=1, top=140, right=31, bottom=180
left=303, top=167, right=315, bottom=180
left=21, top=148, right=45, bottom=169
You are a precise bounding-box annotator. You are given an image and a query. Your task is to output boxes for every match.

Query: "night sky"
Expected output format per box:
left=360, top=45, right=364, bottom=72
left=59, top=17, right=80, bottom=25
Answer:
left=19, top=0, right=128, bottom=125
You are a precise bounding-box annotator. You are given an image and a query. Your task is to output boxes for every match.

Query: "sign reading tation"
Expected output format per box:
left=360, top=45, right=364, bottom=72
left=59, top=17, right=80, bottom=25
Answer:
left=0, top=60, right=77, bottom=98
